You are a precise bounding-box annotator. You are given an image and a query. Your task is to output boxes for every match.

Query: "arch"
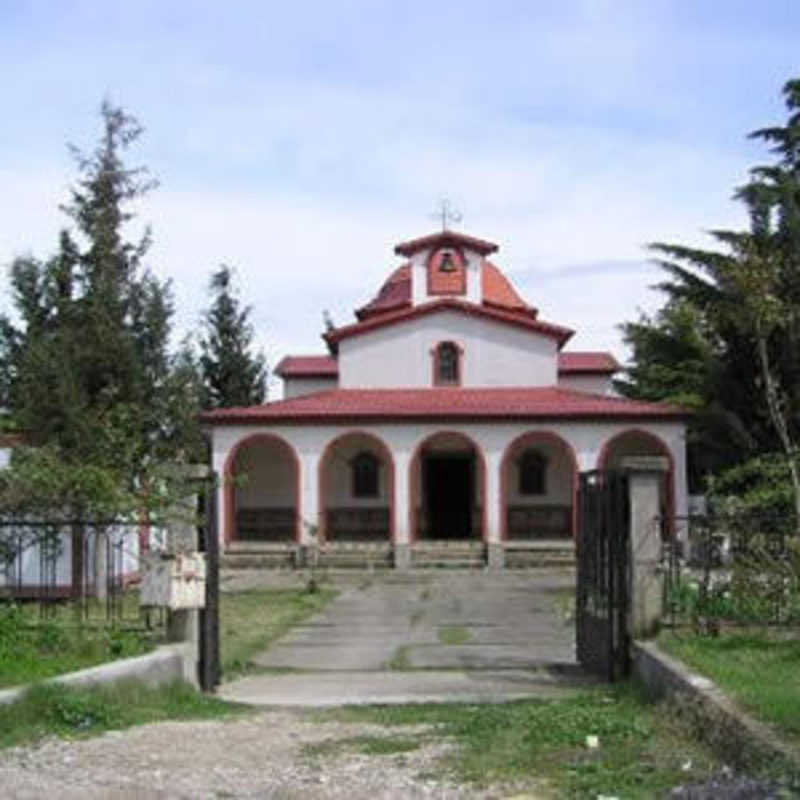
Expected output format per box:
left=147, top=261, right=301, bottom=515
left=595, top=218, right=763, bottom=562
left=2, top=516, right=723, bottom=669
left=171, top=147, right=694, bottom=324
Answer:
left=596, top=428, right=675, bottom=533
left=408, top=430, right=488, bottom=542
left=499, top=431, right=579, bottom=541
left=223, top=433, right=301, bottom=546
left=317, top=430, right=395, bottom=544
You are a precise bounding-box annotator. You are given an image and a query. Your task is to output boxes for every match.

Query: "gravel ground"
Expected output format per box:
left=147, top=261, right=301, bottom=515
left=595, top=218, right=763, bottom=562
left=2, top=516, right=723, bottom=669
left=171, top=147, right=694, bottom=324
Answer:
left=0, top=711, right=535, bottom=799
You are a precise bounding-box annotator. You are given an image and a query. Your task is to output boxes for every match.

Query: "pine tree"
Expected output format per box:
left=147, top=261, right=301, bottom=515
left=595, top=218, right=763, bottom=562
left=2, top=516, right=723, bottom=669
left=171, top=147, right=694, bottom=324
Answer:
left=199, top=265, right=267, bottom=409
left=0, top=101, right=192, bottom=518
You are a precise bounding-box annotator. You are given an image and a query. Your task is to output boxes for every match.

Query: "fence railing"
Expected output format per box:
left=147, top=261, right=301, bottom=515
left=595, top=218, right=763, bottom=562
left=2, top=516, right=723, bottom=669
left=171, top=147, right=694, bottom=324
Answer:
left=0, top=518, right=165, bottom=631
left=661, top=513, right=800, bottom=631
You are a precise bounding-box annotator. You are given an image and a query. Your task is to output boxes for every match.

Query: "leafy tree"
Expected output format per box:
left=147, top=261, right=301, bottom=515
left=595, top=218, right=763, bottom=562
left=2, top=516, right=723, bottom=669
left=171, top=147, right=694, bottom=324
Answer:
left=620, top=78, right=800, bottom=521
left=199, top=265, right=267, bottom=409
left=0, top=102, right=199, bottom=589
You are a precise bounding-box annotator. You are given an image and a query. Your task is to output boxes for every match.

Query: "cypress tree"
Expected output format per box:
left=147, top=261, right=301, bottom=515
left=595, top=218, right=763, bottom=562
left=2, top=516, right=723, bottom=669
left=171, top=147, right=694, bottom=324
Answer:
left=199, top=265, right=267, bottom=409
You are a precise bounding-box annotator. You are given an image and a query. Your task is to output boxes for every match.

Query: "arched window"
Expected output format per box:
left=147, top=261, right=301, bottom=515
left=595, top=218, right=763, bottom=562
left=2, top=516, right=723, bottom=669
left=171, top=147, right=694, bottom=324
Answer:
left=435, top=341, right=460, bottom=385
left=352, top=451, right=379, bottom=498
left=519, top=450, right=547, bottom=495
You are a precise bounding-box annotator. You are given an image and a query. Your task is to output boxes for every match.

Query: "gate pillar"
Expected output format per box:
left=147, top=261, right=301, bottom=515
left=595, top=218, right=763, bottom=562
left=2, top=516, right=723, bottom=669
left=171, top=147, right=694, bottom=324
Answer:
left=622, top=456, right=668, bottom=639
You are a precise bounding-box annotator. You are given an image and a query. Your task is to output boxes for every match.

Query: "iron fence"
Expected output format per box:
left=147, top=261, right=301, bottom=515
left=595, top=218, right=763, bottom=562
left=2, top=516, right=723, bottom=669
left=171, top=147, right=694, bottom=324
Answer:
left=661, top=512, right=800, bottom=630
left=0, top=518, right=165, bottom=632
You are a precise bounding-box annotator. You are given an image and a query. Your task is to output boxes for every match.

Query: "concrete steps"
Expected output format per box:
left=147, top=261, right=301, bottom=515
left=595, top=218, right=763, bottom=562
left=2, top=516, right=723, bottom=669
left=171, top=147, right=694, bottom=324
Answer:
left=504, top=540, right=576, bottom=569
left=411, top=541, right=485, bottom=569
left=220, top=539, right=576, bottom=570
left=221, top=543, right=296, bottom=570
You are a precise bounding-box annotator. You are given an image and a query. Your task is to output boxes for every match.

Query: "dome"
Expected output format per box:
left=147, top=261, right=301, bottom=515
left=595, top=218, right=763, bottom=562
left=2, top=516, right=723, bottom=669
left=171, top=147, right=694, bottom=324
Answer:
left=355, top=260, right=536, bottom=320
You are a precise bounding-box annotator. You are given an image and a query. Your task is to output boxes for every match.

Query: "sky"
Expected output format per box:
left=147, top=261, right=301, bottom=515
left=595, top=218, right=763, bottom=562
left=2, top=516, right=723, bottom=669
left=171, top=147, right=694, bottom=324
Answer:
left=1, top=1, right=798, bottom=391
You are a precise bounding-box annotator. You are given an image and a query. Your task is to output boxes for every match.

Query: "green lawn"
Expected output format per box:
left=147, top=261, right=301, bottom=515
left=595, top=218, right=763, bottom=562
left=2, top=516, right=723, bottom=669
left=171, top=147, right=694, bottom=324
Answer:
left=220, top=586, right=336, bottom=679
left=0, top=680, right=244, bottom=750
left=313, top=686, right=722, bottom=799
left=0, top=601, right=155, bottom=689
left=659, top=629, right=800, bottom=747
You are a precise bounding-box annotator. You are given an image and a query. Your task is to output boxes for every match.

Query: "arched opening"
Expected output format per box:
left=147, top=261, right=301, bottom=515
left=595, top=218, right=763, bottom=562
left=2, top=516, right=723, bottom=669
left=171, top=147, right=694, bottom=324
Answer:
left=500, top=432, right=578, bottom=541
left=318, top=432, right=394, bottom=543
left=597, top=428, right=675, bottom=533
left=409, top=431, right=486, bottom=541
left=223, top=434, right=300, bottom=545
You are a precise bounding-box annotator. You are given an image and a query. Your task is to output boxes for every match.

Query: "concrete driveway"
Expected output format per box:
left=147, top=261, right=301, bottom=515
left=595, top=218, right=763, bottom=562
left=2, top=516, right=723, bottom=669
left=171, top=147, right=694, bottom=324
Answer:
left=220, top=569, right=597, bottom=706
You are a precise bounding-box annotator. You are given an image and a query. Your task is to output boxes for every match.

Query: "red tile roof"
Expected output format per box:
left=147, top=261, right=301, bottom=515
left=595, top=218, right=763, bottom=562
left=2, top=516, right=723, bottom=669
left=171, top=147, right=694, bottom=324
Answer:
left=201, top=387, right=685, bottom=425
left=558, top=352, right=621, bottom=374
left=327, top=298, right=574, bottom=348
left=274, top=355, right=338, bottom=378
left=355, top=264, right=412, bottom=319
left=394, top=230, right=499, bottom=257
left=481, top=261, right=533, bottom=314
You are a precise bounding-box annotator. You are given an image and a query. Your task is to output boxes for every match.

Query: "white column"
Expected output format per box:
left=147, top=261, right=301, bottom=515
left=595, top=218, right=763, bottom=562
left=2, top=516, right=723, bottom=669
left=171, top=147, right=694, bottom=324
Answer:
left=393, top=451, right=410, bottom=546
left=485, top=448, right=504, bottom=569
left=393, top=450, right=411, bottom=570
left=299, top=451, right=320, bottom=546
left=485, top=449, right=502, bottom=544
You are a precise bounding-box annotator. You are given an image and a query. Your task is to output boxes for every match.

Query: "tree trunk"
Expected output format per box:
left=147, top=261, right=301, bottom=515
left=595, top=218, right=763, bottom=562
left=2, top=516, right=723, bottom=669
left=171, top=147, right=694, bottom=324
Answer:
left=755, top=332, right=800, bottom=528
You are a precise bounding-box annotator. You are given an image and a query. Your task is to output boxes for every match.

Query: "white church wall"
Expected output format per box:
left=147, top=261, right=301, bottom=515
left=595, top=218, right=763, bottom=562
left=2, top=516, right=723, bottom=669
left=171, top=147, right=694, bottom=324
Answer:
left=232, top=439, right=295, bottom=509
left=283, top=376, right=337, bottom=399
left=322, top=434, right=389, bottom=509
left=504, top=437, right=574, bottom=506
left=338, top=310, right=558, bottom=388
left=557, top=374, right=615, bottom=396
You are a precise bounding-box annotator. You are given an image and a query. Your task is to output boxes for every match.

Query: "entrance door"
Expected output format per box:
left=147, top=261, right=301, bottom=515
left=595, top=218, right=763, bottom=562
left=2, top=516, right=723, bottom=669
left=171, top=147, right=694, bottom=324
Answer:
left=423, top=454, right=473, bottom=539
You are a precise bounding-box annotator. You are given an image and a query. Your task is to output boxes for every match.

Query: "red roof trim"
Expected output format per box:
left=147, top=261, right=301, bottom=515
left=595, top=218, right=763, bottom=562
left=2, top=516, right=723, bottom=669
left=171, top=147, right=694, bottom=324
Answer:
left=324, top=298, right=574, bottom=347
left=395, top=230, right=499, bottom=257
left=201, top=387, right=686, bottom=426
left=274, top=355, right=338, bottom=378
left=557, top=352, right=621, bottom=374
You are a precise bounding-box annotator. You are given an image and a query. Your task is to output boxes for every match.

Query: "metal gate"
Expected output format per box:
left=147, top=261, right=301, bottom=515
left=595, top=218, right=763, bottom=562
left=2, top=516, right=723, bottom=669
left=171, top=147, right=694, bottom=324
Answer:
left=198, top=475, right=220, bottom=691
left=576, top=469, right=630, bottom=681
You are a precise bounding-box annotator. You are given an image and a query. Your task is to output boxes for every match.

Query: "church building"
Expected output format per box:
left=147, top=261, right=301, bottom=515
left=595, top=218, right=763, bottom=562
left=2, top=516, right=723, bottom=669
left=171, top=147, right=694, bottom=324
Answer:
left=202, top=229, right=687, bottom=568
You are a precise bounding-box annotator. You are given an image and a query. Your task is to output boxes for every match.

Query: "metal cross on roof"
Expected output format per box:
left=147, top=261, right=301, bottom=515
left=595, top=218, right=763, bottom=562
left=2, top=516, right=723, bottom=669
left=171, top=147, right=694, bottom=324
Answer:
left=431, top=198, right=463, bottom=231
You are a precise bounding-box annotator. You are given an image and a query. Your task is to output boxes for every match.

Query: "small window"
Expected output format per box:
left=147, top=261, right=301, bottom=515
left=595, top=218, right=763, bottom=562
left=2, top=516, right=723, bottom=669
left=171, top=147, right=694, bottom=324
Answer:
left=519, top=450, right=547, bottom=495
left=352, top=451, right=379, bottom=498
left=436, top=342, right=460, bottom=385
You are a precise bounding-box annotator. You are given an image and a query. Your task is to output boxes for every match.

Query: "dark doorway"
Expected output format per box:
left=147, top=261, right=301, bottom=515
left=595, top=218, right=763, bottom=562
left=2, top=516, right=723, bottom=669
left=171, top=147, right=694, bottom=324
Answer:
left=423, top=454, right=474, bottom=539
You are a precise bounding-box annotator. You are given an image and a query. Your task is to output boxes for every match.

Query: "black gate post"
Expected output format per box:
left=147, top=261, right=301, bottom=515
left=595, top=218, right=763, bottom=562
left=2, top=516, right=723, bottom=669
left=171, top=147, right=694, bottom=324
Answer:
left=576, top=470, right=630, bottom=682
left=199, top=475, right=220, bottom=691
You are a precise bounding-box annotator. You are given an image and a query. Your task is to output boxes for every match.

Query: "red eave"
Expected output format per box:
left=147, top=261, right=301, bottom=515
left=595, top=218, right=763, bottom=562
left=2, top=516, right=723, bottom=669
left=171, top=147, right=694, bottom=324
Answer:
left=201, top=387, right=687, bottom=425
left=395, top=230, right=499, bottom=257
left=274, top=355, right=338, bottom=378
left=324, top=298, right=574, bottom=348
left=557, top=352, right=621, bottom=374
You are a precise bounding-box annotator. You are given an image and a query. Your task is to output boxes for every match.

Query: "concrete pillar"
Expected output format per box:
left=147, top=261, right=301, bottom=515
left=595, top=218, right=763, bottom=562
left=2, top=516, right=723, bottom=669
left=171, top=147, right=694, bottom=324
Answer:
left=622, top=456, right=669, bottom=639
left=165, top=464, right=208, bottom=687
left=393, top=451, right=411, bottom=570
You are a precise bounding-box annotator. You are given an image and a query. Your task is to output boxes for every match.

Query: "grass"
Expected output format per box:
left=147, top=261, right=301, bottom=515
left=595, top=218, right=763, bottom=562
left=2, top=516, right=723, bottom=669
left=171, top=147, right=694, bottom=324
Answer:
left=659, top=629, right=800, bottom=746
left=437, top=625, right=471, bottom=645
left=0, top=679, right=245, bottom=750
left=313, top=685, right=723, bottom=798
left=220, top=586, right=336, bottom=679
left=385, top=645, right=412, bottom=670
left=0, top=601, right=155, bottom=689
